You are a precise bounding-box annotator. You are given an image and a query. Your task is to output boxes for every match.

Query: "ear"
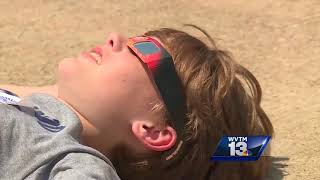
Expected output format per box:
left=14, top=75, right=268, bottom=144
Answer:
left=131, top=121, right=177, bottom=152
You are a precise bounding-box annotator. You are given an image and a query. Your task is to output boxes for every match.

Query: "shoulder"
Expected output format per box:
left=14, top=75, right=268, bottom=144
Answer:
left=49, top=152, right=120, bottom=180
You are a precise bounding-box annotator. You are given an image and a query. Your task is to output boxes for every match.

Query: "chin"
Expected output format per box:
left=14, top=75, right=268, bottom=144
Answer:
left=59, top=59, right=83, bottom=86
left=58, top=58, right=77, bottom=80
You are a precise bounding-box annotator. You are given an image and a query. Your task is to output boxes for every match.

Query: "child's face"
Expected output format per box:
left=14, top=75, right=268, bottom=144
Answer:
left=57, top=32, right=163, bottom=145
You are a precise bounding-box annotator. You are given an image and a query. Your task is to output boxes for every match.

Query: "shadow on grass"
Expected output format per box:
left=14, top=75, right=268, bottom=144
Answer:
left=266, top=156, right=289, bottom=180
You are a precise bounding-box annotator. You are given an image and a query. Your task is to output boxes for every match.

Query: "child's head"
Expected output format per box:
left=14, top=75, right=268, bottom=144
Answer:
left=57, top=32, right=179, bottom=158
left=57, top=25, right=274, bottom=180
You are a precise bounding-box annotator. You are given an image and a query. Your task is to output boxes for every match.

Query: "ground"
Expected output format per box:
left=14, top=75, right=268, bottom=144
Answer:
left=0, top=0, right=319, bottom=179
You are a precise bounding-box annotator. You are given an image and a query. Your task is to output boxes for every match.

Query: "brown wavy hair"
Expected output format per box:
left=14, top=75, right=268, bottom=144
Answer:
left=113, top=25, right=274, bottom=180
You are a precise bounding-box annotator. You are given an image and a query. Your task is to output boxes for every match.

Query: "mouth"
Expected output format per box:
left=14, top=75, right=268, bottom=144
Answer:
left=91, top=46, right=103, bottom=57
left=90, top=46, right=103, bottom=64
left=90, top=52, right=102, bottom=64
left=80, top=52, right=101, bottom=65
left=80, top=46, right=103, bottom=65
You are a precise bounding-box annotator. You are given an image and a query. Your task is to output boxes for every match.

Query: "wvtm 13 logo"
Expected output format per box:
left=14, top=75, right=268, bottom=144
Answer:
left=211, top=136, right=271, bottom=161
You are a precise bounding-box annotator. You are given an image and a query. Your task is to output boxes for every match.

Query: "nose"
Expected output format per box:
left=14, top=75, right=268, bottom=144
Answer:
left=105, top=32, right=126, bottom=52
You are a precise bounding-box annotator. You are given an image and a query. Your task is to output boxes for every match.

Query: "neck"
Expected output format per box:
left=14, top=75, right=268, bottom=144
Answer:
left=56, top=94, right=117, bottom=161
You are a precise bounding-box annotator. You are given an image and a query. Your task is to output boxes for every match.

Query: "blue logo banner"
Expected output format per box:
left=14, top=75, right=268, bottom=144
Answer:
left=211, top=136, right=271, bottom=161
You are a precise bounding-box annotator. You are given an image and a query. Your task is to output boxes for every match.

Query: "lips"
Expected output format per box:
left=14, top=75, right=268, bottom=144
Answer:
left=80, top=52, right=97, bottom=64
left=89, top=46, right=103, bottom=64
left=91, top=46, right=103, bottom=57
left=78, top=45, right=103, bottom=65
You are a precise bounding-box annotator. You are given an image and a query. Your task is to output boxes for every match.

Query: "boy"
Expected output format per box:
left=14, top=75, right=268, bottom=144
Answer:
left=0, top=26, right=273, bottom=179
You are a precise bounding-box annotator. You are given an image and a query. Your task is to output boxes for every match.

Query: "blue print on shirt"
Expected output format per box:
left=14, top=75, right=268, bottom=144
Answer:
left=12, top=105, right=66, bottom=132
left=34, top=108, right=65, bottom=132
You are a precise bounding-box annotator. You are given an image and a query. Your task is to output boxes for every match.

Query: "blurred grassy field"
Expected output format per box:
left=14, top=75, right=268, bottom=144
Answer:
left=0, top=0, right=319, bottom=179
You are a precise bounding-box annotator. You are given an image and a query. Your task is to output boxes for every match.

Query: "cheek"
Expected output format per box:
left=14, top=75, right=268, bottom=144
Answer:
left=94, top=67, right=129, bottom=97
left=90, top=65, right=135, bottom=106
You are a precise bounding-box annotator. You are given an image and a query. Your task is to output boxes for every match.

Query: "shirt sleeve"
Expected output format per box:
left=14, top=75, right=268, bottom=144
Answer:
left=49, top=153, right=121, bottom=180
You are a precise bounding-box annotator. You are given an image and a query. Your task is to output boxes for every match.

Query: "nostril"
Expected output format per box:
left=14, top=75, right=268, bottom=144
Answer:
left=109, top=40, right=114, bottom=47
left=106, top=32, right=124, bottom=52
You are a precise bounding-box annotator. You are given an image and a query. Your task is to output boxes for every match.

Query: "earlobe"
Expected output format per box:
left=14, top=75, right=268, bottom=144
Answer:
left=131, top=121, right=177, bottom=152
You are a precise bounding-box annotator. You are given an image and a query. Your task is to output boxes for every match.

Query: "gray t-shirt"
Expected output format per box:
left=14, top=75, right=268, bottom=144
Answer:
left=0, top=92, right=121, bottom=180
